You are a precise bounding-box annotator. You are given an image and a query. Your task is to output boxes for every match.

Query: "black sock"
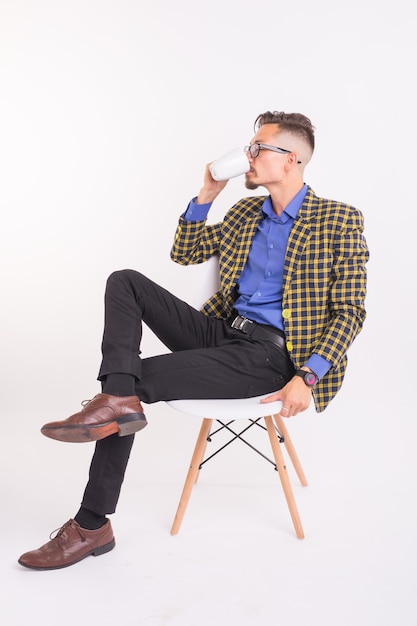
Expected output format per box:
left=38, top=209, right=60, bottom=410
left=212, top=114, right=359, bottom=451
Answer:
left=74, top=506, right=107, bottom=531
left=102, top=373, right=136, bottom=397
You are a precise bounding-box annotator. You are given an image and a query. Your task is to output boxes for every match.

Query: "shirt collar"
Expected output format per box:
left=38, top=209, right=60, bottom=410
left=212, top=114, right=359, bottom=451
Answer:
left=262, top=184, right=308, bottom=221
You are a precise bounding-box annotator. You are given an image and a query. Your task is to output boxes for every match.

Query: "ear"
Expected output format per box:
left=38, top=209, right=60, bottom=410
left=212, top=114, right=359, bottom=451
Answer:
left=285, top=152, right=299, bottom=171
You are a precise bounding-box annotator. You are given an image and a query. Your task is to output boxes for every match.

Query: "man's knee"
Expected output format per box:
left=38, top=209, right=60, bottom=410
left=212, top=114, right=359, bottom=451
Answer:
left=106, top=269, right=141, bottom=290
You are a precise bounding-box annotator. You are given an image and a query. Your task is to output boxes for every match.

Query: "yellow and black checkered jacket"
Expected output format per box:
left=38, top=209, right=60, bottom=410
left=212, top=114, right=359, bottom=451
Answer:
left=171, top=186, right=369, bottom=412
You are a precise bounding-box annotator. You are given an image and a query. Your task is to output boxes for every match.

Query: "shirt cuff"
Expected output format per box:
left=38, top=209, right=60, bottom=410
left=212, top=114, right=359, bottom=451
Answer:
left=304, top=354, right=332, bottom=381
left=182, top=197, right=212, bottom=222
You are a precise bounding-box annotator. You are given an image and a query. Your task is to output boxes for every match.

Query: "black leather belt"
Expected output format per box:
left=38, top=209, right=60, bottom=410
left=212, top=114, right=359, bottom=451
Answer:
left=229, top=313, right=286, bottom=351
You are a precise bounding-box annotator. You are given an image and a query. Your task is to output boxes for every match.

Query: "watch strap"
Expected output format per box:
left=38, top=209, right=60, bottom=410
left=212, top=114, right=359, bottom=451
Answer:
left=294, top=369, right=318, bottom=386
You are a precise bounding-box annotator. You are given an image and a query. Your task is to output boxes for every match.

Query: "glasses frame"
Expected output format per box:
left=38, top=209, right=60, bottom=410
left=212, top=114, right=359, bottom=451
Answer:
left=245, top=142, right=302, bottom=164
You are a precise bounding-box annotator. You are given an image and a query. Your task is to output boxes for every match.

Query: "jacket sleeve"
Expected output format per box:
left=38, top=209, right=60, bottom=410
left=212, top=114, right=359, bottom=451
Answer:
left=170, top=217, right=222, bottom=265
left=311, top=208, right=369, bottom=367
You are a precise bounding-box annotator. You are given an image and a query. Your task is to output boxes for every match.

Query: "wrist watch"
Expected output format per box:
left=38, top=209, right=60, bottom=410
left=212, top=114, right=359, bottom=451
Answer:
left=294, top=369, right=318, bottom=387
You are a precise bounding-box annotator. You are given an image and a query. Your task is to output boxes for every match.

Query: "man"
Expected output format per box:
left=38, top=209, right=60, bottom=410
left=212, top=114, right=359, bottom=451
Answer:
left=18, top=111, right=369, bottom=570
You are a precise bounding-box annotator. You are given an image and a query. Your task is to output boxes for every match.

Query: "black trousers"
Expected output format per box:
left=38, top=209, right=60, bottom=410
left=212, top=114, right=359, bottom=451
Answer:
left=81, top=269, right=295, bottom=515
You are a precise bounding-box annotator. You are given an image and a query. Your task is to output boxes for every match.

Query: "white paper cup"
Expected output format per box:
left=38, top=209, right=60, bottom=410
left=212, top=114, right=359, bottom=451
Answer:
left=209, top=148, right=250, bottom=181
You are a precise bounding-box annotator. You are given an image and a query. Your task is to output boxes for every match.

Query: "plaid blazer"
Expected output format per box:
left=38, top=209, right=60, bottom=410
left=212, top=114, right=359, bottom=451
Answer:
left=171, top=186, right=369, bottom=412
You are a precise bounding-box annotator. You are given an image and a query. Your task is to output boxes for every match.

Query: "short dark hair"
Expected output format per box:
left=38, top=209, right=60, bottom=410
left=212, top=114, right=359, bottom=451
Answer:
left=254, top=111, right=315, bottom=152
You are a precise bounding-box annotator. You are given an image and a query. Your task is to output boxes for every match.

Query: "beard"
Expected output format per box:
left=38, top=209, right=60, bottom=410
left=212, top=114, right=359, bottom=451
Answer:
left=245, top=169, right=260, bottom=191
left=245, top=179, right=259, bottom=191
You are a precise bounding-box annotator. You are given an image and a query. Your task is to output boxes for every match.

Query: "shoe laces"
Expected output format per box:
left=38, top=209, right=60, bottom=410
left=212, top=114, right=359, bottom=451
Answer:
left=81, top=394, right=100, bottom=409
left=49, top=519, right=86, bottom=542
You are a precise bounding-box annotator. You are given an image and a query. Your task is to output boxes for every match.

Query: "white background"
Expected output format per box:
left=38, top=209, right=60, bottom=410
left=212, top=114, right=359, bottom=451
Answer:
left=1, top=1, right=416, bottom=625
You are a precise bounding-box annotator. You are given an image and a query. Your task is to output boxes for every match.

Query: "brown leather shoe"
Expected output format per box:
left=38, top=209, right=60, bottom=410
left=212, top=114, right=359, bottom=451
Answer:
left=41, top=393, right=147, bottom=443
left=18, top=519, right=115, bottom=570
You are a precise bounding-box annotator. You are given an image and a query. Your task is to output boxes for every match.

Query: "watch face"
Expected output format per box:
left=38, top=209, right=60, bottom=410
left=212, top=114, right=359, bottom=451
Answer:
left=304, top=372, right=317, bottom=386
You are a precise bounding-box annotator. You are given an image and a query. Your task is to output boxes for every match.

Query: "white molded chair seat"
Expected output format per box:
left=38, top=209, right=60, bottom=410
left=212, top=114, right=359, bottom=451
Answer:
left=167, top=394, right=284, bottom=420
left=167, top=394, right=307, bottom=539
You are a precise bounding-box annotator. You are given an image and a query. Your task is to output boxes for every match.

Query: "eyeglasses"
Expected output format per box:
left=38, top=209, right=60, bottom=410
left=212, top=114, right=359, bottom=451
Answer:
left=244, top=142, right=302, bottom=164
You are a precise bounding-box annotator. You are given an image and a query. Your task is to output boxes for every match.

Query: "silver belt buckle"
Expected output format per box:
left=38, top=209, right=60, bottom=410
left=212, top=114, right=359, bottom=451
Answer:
left=231, top=315, right=253, bottom=333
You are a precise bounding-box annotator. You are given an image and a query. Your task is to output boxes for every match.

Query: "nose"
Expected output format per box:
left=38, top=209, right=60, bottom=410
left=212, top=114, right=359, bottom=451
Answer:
left=245, top=146, right=254, bottom=162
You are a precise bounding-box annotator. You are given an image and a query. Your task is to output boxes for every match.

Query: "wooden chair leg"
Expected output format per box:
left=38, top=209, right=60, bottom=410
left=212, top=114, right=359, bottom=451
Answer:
left=170, top=418, right=213, bottom=535
left=193, top=423, right=211, bottom=485
left=273, top=413, right=308, bottom=486
left=264, top=415, right=305, bottom=539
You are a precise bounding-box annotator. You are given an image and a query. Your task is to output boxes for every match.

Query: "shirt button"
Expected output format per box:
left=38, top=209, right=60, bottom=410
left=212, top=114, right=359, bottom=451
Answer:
left=282, top=308, right=291, bottom=319
left=286, top=341, right=293, bottom=352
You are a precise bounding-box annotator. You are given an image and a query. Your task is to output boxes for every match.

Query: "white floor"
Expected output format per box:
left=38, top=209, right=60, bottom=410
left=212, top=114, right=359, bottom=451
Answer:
left=2, top=383, right=415, bottom=626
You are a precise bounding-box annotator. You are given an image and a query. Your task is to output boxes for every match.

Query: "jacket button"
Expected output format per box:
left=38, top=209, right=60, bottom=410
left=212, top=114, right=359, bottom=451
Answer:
left=286, top=341, right=293, bottom=352
left=282, top=308, right=291, bottom=319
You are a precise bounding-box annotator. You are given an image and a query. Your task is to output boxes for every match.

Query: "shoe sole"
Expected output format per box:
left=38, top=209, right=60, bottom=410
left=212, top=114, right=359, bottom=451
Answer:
left=41, top=413, right=147, bottom=443
left=18, top=538, right=116, bottom=570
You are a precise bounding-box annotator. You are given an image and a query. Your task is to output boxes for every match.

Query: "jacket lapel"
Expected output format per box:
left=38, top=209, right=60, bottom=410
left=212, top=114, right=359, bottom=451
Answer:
left=221, top=199, right=264, bottom=300
left=226, top=212, right=263, bottom=294
left=282, top=187, right=318, bottom=291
